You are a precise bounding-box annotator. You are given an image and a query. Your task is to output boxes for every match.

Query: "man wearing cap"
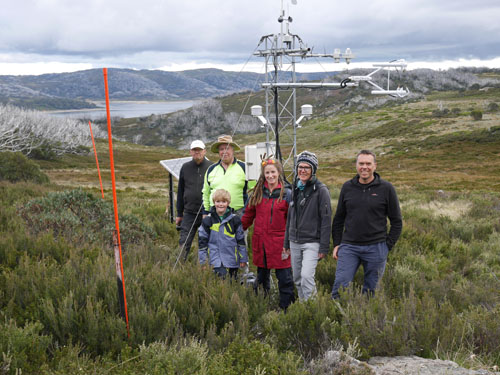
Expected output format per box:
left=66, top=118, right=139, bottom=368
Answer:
left=176, top=140, right=213, bottom=261
left=284, top=151, right=332, bottom=301
left=202, top=135, right=248, bottom=217
left=331, top=149, right=402, bottom=299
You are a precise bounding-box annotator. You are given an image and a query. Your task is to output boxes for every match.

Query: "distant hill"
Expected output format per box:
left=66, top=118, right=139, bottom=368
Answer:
left=2, top=67, right=499, bottom=111
left=0, top=68, right=335, bottom=110
left=103, top=68, right=500, bottom=147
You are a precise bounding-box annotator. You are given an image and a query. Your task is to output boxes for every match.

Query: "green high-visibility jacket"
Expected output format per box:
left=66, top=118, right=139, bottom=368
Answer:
left=202, top=158, right=247, bottom=213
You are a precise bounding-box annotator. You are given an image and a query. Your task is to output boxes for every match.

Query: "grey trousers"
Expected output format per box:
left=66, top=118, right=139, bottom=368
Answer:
left=290, top=241, right=320, bottom=301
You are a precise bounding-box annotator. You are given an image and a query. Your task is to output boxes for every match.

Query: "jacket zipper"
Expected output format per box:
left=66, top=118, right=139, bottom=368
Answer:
left=270, top=198, right=275, bottom=224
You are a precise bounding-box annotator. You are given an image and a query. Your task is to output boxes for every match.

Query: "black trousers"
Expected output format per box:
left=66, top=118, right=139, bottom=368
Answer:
left=178, top=211, right=202, bottom=261
left=257, top=267, right=295, bottom=309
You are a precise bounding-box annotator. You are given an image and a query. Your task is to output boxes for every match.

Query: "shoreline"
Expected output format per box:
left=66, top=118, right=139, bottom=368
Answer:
left=45, top=99, right=195, bottom=114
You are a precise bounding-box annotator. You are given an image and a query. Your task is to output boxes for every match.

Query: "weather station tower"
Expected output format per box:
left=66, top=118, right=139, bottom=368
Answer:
left=249, top=0, right=409, bottom=180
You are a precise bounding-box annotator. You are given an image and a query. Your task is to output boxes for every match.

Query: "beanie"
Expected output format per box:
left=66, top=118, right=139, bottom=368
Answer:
left=296, top=151, right=318, bottom=175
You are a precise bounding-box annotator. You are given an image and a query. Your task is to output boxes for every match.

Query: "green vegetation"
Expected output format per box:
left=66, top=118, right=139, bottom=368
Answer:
left=0, top=97, right=97, bottom=111
left=470, top=109, right=483, bottom=121
left=0, top=152, right=49, bottom=183
left=18, top=189, right=156, bottom=246
left=1, top=88, right=500, bottom=374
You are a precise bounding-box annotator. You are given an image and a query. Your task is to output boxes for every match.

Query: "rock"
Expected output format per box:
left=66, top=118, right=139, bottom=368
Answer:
left=436, top=189, right=450, bottom=199
left=367, top=356, right=498, bottom=375
left=309, top=352, right=499, bottom=375
left=308, top=350, right=374, bottom=375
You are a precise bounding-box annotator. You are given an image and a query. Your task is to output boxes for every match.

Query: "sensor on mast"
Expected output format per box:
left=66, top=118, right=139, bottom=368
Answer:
left=251, top=0, right=409, bottom=179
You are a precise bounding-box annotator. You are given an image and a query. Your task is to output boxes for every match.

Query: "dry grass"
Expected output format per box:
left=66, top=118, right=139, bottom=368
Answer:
left=37, top=89, right=500, bottom=196
left=402, top=199, right=472, bottom=220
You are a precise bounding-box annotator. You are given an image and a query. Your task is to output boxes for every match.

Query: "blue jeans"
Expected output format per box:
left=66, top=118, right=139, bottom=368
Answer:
left=331, top=242, right=389, bottom=299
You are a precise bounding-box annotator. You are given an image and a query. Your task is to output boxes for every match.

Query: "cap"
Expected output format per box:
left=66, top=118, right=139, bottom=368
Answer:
left=190, top=140, right=205, bottom=150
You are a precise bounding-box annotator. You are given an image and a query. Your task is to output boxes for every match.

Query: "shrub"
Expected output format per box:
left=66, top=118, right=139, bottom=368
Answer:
left=1, top=249, right=130, bottom=356
left=432, top=108, right=450, bottom=118
left=18, top=189, right=156, bottom=247
left=28, top=142, right=58, bottom=161
left=308, top=350, right=375, bottom=375
left=0, top=319, right=52, bottom=374
left=470, top=109, right=483, bottom=121
left=487, top=102, right=499, bottom=113
left=161, top=265, right=264, bottom=345
left=139, top=339, right=209, bottom=375
left=337, top=288, right=458, bottom=359
left=207, top=337, right=305, bottom=375
left=259, top=293, right=342, bottom=360
left=46, top=344, right=97, bottom=375
left=39, top=293, right=129, bottom=356
left=138, top=337, right=305, bottom=375
left=0, top=151, right=49, bottom=183
left=461, top=305, right=500, bottom=356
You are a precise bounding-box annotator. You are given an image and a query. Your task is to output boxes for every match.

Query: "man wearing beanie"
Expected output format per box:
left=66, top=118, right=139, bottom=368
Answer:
left=331, top=150, right=402, bottom=299
left=284, top=151, right=332, bottom=301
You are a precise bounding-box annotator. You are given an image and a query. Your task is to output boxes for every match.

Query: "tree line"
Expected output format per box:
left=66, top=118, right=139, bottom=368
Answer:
left=0, top=104, right=106, bottom=159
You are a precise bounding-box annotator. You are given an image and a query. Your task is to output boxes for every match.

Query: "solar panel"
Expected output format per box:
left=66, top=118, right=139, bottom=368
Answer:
left=159, top=157, right=192, bottom=180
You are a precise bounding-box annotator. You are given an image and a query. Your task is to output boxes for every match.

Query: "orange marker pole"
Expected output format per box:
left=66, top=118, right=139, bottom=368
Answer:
left=103, top=68, right=130, bottom=338
left=88, top=120, right=105, bottom=198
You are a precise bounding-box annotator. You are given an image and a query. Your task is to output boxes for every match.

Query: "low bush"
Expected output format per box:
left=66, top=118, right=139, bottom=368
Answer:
left=18, top=189, right=156, bottom=247
left=28, top=142, right=58, bottom=161
left=259, top=293, right=342, bottom=360
left=207, top=337, right=305, bottom=375
left=337, top=288, right=458, bottom=359
left=0, top=319, right=52, bottom=374
left=470, top=109, right=483, bottom=120
left=1, top=251, right=128, bottom=356
left=0, top=151, right=49, bottom=183
left=487, top=102, right=499, bottom=113
left=432, top=108, right=450, bottom=117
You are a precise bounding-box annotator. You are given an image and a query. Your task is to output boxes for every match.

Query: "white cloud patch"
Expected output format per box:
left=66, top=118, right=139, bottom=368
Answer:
left=0, top=0, right=499, bottom=74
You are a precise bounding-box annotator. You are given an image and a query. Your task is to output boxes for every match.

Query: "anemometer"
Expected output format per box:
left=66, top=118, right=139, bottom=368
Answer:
left=250, top=0, right=409, bottom=180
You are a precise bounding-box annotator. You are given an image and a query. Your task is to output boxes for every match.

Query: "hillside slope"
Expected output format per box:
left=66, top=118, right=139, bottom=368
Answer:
left=1, top=87, right=500, bottom=373
left=105, top=69, right=500, bottom=148
left=1, top=67, right=498, bottom=111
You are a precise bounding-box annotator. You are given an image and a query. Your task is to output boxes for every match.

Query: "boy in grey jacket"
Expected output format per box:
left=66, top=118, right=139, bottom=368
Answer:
left=198, top=189, right=248, bottom=279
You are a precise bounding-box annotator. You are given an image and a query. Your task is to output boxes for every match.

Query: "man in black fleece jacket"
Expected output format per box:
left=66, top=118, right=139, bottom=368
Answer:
left=176, top=140, right=213, bottom=261
left=331, top=150, right=402, bottom=299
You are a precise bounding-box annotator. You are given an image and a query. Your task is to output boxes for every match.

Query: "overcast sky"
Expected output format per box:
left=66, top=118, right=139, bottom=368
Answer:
left=1, top=0, right=499, bottom=75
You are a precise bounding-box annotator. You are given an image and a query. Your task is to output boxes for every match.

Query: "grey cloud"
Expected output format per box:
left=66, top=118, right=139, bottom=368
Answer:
left=0, top=0, right=498, bottom=68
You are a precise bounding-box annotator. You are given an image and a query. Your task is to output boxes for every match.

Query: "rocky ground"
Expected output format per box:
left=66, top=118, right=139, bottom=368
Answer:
left=310, top=351, right=500, bottom=375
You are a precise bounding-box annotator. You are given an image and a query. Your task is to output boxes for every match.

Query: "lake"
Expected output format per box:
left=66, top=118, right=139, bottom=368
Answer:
left=47, top=100, right=195, bottom=120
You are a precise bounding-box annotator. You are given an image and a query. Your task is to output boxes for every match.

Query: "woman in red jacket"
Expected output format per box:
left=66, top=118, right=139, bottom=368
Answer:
left=242, top=158, right=295, bottom=309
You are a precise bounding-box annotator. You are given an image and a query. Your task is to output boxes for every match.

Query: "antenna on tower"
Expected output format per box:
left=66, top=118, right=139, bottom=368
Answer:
left=251, top=1, right=410, bottom=180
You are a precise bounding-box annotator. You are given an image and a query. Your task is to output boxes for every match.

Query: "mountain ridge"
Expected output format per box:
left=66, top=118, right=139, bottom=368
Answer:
left=1, top=67, right=498, bottom=112
left=0, top=68, right=334, bottom=110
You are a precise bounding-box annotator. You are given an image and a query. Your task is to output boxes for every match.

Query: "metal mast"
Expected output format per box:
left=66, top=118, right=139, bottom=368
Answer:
left=253, top=0, right=353, bottom=179
left=252, top=0, right=408, bottom=180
